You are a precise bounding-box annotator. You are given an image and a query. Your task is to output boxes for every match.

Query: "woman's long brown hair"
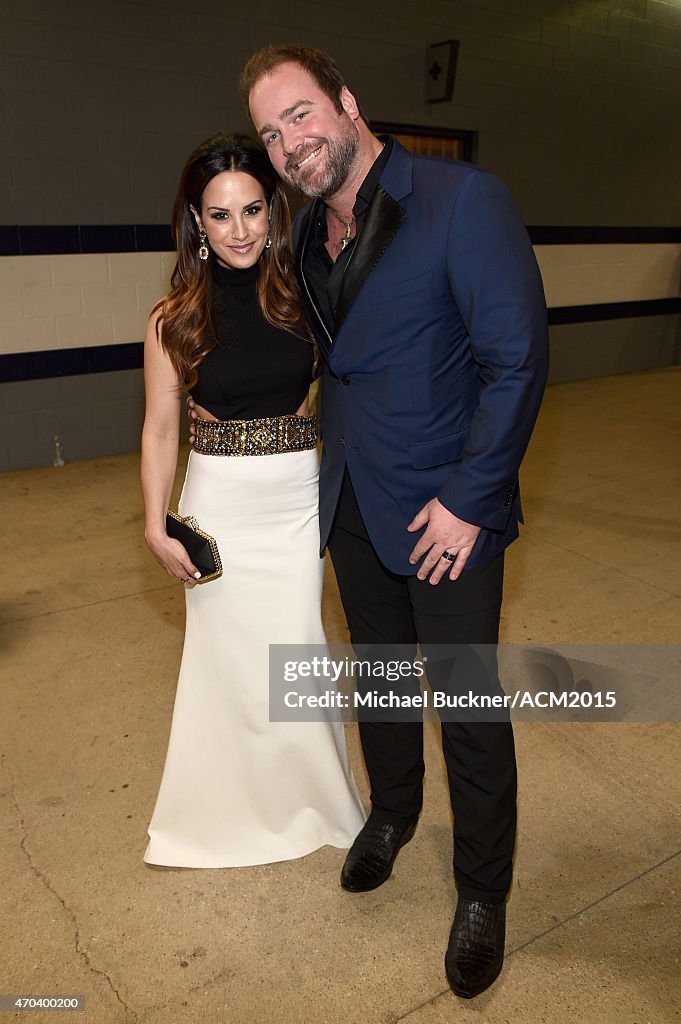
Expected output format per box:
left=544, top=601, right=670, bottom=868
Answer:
left=155, top=133, right=314, bottom=390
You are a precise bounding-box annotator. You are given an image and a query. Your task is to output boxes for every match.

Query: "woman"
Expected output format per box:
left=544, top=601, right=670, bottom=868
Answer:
left=141, top=133, right=365, bottom=867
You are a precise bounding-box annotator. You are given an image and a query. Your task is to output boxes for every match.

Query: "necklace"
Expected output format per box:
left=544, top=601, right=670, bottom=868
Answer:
left=327, top=206, right=356, bottom=251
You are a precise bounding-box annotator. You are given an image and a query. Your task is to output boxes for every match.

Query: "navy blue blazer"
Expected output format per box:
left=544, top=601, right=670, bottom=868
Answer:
left=293, top=139, right=549, bottom=575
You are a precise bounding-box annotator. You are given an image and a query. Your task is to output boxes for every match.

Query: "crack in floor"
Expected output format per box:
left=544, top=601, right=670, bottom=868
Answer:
left=2, top=755, right=139, bottom=1022
left=0, top=582, right=177, bottom=628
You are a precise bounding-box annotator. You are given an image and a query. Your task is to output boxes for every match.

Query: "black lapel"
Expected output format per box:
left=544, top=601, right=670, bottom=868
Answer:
left=295, top=199, right=334, bottom=359
left=333, top=186, right=406, bottom=337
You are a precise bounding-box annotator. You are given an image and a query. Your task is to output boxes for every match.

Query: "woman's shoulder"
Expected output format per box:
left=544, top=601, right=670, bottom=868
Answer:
left=144, top=296, right=171, bottom=348
left=148, top=291, right=177, bottom=334
left=148, top=295, right=170, bottom=326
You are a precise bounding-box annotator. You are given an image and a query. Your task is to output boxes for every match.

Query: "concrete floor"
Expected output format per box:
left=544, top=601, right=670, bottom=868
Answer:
left=2, top=367, right=680, bottom=1024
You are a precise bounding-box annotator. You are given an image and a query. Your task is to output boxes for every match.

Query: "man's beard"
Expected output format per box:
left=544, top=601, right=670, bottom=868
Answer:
left=283, top=126, right=359, bottom=199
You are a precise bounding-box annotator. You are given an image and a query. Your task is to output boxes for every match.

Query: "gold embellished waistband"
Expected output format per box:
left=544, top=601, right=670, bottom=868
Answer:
left=193, top=413, right=318, bottom=456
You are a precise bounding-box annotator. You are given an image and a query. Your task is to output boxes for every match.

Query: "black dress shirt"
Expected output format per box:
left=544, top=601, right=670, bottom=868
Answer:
left=303, top=136, right=393, bottom=333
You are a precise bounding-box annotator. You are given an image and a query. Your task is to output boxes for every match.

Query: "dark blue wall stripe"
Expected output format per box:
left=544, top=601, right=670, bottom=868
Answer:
left=548, top=297, right=681, bottom=325
left=79, top=224, right=136, bottom=253
left=19, top=225, right=81, bottom=254
left=528, top=226, right=681, bottom=245
left=0, top=226, right=21, bottom=255
left=0, top=225, right=174, bottom=256
left=1, top=224, right=680, bottom=256
left=0, top=343, right=144, bottom=383
left=134, top=225, right=174, bottom=252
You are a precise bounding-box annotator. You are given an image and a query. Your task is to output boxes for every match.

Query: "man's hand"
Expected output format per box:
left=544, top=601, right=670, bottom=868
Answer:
left=407, top=498, right=481, bottom=583
left=186, top=394, right=198, bottom=444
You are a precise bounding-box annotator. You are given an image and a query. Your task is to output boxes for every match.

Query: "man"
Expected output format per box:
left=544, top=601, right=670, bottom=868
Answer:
left=238, top=45, right=547, bottom=999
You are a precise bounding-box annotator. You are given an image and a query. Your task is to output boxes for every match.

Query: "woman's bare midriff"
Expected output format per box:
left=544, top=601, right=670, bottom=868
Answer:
left=193, top=399, right=310, bottom=422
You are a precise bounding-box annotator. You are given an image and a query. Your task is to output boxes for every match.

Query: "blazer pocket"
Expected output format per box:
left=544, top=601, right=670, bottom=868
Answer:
left=408, top=430, right=468, bottom=469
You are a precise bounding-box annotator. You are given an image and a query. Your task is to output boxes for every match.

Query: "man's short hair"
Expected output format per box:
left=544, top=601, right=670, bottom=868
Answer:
left=240, top=44, right=347, bottom=115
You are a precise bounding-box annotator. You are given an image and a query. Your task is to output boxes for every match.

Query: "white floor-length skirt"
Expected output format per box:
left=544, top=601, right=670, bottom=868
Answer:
left=144, top=446, right=366, bottom=868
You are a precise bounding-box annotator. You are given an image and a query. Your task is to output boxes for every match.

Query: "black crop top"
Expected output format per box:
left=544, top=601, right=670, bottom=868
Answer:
left=190, top=261, right=313, bottom=420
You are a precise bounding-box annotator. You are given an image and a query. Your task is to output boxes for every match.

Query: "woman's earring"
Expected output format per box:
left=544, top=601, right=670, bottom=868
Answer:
left=198, top=230, right=209, bottom=261
left=265, top=236, right=272, bottom=250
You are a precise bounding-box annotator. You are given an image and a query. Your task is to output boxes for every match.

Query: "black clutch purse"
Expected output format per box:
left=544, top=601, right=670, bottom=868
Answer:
left=165, top=510, right=222, bottom=583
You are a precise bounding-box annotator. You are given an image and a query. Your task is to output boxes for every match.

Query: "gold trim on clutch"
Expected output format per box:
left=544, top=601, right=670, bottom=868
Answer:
left=166, top=510, right=223, bottom=583
left=193, top=413, right=318, bottom=457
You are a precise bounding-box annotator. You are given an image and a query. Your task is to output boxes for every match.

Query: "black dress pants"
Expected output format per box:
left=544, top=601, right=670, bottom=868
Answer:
left=327, top=472, right=516, bottom=903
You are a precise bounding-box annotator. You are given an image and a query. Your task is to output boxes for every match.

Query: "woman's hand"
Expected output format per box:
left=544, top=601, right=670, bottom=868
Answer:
left=186, top=394, right=198, bottom=444
left=145, top=531, right=202, bottom=583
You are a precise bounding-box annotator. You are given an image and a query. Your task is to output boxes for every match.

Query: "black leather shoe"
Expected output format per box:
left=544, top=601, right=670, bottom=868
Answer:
left=340, top=816, right=417, bottom=892
left=445, top=898, right=506, bottom=999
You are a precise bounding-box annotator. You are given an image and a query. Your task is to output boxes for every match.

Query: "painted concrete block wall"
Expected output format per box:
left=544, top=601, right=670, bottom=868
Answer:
left=549, top=313, right=680, bottom=384
left=0, top=368, right=146, bottom=472
left=2, top=0, right=681, bottom=226
left=2, top=244, right=679, bottom=360
left=534, top=243, right=681, bottom=307
left=0, top=252, right=173, bottom=354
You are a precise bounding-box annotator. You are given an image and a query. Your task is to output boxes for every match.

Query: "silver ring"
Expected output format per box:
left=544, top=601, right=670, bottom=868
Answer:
left=441, top=550, right=457, bottom=562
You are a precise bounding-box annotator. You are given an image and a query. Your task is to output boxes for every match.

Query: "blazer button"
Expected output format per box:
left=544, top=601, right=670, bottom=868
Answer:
left=340, top=436, right=345, bottom=445
left=340, top=375, right=350, bottom=385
